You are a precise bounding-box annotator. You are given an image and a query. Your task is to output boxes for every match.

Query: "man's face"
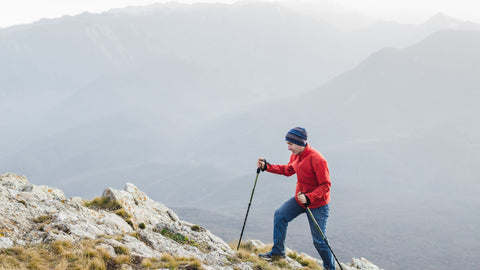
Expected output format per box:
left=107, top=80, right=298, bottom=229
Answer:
left=287, top=142, right=305, bottom=155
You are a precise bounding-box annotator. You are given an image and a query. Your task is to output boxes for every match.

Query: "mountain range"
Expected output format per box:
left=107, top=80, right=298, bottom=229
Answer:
left=1, top=1, right=479, bottom=270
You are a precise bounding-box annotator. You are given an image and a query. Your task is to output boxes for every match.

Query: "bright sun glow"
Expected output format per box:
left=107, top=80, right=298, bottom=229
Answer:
left=1, top=0, right=480, bottom=28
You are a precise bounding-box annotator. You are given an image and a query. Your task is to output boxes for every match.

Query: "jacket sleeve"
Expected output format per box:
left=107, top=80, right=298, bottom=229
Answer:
left=266, top=155, right=296, bottom=177
left=305, top=156, right=331, bottom=203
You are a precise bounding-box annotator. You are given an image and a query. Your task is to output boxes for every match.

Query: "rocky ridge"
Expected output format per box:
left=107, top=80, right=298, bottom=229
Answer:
left=0, top=173, right=381, bottom=269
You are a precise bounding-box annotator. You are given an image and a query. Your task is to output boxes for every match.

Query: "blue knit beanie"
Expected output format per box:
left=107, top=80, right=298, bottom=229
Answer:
left=285, top=127, right=308, bottom=146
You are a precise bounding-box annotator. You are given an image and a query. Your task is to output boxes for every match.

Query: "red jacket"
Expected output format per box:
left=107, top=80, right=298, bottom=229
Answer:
left=267, top=144, right=331, bottom=208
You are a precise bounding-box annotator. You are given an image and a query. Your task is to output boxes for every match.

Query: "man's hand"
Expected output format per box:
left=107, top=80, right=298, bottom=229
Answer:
left=297, top=192, right=309, bottom=206
left=257, top=158, right=266, bottom=171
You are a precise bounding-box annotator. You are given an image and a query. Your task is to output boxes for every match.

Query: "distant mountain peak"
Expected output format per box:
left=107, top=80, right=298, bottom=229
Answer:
left=423, top=12, right=465, bottom=29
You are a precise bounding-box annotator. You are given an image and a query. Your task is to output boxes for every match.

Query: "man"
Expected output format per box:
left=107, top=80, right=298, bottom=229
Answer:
left=257, top=127, right=336, bottom=270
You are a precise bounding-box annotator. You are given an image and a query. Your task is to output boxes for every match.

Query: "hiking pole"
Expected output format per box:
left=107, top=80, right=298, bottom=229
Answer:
left=237, top=167, right=261, bottom=250
left=305, top=206, right=344, bottom=270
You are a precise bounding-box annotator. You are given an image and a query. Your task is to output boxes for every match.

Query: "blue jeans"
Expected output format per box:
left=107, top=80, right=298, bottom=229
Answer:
left=271, top=197, right=336, bottom=270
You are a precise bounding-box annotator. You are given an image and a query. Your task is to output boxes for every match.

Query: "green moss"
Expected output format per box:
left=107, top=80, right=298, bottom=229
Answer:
left=159, top=229, right=192, bottom=244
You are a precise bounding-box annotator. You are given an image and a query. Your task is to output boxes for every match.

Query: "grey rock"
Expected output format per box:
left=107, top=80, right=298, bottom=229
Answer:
left=343, top=257, right=384, bottom=270
left=0, top=173, right=382, bottom=269
left=0, top=237, right=14, bottom=249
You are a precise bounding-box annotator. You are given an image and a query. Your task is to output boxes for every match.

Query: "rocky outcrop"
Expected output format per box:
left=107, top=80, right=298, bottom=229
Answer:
left=0, top=173, right=381, bottom=269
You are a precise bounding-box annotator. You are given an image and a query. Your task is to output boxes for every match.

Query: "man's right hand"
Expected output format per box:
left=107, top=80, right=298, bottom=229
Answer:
left=257, top=158, right=266, bottom=171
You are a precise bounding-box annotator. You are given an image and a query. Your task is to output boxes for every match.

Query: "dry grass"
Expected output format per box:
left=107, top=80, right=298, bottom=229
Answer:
left=230, top=241, right=323, bottom=270
left=33, top=215, right=54, bottom=224
left=83, top=196, right=121, bottom=211
left=287, top=251, right=322, bottom=269
left=0, top=239, right=111, bottom=270
left=154, top=253, right=203, bottom=269
left=1, top=237, right=322, bottom=270
left=0, top=238, right=204, bottom=270
left=84, top=196, right=134, bottom=228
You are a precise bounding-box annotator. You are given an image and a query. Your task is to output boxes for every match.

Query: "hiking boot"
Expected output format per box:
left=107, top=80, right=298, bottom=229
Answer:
left=258, top=251, right=286, bottom=260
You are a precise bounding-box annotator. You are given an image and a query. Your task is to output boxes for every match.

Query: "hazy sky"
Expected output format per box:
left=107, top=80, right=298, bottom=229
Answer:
left=1, top=0, right=480, bottom=28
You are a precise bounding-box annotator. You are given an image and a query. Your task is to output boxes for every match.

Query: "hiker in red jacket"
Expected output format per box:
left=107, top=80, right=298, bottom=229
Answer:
left=257, top=127, right=335, bottom=270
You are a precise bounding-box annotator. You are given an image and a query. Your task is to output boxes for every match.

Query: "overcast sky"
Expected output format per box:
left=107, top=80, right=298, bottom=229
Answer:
left=1, top=0, right=480, bottom=28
